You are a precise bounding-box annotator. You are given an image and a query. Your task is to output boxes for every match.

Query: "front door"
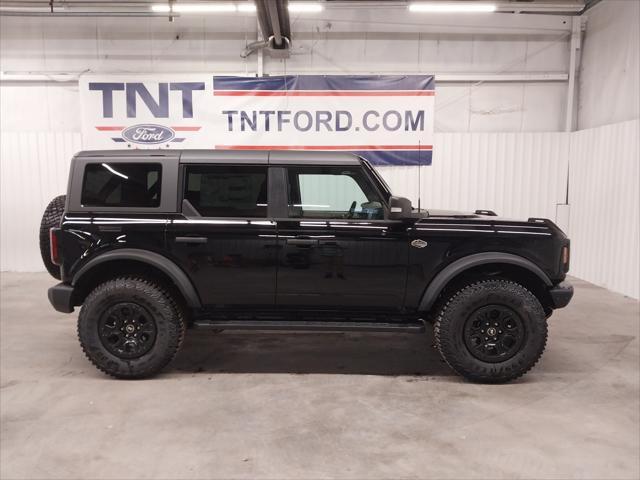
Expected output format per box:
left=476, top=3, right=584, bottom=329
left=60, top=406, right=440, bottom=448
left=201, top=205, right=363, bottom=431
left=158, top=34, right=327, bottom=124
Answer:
left=168, top=164, right=277, bottom=308
left=275, top=165, right=408, bottom=312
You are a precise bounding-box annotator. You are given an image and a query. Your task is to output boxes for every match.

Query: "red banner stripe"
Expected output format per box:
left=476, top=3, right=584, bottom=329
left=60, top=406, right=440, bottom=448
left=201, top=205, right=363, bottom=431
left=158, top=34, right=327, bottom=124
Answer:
left=214, top=145, right=433, bottom=151
left=97, top=126, right=200, bottom=132
left=213, top=90, right=435, bottom=97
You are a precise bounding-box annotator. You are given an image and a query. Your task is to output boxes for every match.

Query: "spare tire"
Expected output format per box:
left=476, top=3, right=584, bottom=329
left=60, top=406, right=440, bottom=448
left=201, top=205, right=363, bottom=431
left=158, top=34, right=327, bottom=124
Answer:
left=39, top=195, right=66, bottom=279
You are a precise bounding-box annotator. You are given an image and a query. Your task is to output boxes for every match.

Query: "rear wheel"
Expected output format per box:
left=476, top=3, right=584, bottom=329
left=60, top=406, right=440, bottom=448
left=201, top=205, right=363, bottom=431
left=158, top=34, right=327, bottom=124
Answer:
left=39, top=195, right=66, bottom=279
left=78, top=277, right=185, bottom=379
left=434, top=279, right=547, bottom=383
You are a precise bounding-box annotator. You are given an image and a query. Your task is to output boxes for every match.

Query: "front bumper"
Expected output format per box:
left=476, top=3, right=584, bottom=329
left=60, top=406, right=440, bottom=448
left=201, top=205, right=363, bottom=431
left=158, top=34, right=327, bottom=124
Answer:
left=48, top=283, right=75, bottom=313
left=549, top=281, right=574, bottom=309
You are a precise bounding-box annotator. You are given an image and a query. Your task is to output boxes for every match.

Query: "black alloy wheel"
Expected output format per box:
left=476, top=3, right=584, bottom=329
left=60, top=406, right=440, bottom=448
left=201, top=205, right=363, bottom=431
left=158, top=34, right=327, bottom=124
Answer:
left=463, top=304, right=526, bottom=363
left=98, top=302, right=158, bottom=359
left=78, top=277, right=185, bottom=379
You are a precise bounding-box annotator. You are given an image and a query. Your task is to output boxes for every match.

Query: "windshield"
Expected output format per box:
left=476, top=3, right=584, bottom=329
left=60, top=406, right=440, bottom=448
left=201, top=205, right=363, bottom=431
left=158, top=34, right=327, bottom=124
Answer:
left=360, top=158, right=392, bottom=201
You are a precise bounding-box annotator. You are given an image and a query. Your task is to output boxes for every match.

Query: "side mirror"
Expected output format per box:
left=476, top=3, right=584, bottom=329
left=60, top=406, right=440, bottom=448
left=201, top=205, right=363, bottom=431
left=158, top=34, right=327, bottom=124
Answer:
left=389, top=196, right=413, bottom=220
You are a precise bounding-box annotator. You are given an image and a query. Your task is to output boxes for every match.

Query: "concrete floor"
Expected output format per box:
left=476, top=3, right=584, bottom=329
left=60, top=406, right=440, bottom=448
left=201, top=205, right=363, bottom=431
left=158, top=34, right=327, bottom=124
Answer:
left=0, top=273, right=638, bottom=480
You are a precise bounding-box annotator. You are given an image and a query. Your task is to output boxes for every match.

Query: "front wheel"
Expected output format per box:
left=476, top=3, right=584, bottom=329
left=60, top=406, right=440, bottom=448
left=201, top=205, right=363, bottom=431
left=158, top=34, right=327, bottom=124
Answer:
left=78, top=277, right=185, bottom=379
left=434, top=280, right=547, bottom=383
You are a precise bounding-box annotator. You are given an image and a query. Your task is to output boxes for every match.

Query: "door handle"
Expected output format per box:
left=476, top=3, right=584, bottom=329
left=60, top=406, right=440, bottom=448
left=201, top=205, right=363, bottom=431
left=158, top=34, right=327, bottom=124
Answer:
left=175, top=236, right=208, bottom=244
left=286, top=238, right=318, bottom=247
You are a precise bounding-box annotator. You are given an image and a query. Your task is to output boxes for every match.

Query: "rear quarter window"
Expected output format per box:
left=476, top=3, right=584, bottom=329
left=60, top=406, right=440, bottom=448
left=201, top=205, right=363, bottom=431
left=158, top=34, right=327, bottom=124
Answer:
left=81, top=163, right=162, bottom=208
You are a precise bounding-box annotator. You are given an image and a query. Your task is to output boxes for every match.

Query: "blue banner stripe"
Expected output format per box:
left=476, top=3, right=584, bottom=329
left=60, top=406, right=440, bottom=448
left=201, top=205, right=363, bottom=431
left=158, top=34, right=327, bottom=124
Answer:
left=213, top=75, right=435, bottom=92
left=354, top=150, right=432, bottom=166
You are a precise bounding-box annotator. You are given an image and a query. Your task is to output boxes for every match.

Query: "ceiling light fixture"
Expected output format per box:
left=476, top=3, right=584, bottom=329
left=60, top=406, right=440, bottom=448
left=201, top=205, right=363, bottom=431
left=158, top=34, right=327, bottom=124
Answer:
left=151, top=4, right=171, bottom=12
left=288, top=2, right=323, bottom=13
left=151, top=3, right=255, bottom=13
left=172, top=3, right=237, bottom=13
left=237, top=3, right=257, bottom=12
left=408, top=2, right=497, bottom=13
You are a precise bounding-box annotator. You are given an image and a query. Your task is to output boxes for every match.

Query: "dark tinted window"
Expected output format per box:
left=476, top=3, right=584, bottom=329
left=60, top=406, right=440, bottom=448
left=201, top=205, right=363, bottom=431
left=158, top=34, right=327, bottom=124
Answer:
left=184, top=165, right=268, bottom=218
left=81, top=163, right=162, bottom=208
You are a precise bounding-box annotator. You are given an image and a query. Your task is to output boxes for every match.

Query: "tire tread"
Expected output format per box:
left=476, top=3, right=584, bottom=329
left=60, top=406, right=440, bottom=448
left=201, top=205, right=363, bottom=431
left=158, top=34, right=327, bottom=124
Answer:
left=77, top=276, right=185, bottom=379
left=434, top=279, right=548, bottom=383
left=39, top=195, right=66, bottom=279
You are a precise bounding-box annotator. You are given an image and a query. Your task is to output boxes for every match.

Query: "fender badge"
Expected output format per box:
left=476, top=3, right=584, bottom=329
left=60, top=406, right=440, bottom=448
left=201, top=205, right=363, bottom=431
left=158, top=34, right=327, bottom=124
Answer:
left=411, top=239, right=428, bottom=248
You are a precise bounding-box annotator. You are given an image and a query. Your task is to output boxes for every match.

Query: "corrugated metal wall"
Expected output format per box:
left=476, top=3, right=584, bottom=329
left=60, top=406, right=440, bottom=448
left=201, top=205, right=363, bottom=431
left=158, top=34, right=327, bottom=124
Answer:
left=378, top=132, right=570, bottom=222
left=568, top=119, right=639, bottom=299
left=0, top=132, right=82, bottom=271
left=0, top=131, right=569, bottom=269
left=1, top=126, right=638, bottom=301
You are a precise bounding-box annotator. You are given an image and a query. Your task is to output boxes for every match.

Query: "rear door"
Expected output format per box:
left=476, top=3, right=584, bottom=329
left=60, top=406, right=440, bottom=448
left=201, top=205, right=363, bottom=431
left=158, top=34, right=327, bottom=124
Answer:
left=167, top=162, right=278, bottom=308
left=273, top=163, right=409, bottom=312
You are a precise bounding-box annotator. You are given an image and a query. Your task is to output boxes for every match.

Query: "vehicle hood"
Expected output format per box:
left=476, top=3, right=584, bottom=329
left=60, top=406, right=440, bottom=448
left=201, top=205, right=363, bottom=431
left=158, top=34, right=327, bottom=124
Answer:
left=411, top=208, right=565, bottom=237
left=412, top=209, right=497, bottom=221
left=419, top=209, right=481, bottom=219
left=413, top=209, right=535, bottom=223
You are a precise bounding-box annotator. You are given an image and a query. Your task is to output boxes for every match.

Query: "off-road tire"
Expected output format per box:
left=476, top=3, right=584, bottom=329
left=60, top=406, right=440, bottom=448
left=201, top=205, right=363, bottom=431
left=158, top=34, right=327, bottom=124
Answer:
left=78, top=277, right=186, bottom=379
left=39, top=195, right=66, bottom=279
left=434, top=279, right=547, bottom=383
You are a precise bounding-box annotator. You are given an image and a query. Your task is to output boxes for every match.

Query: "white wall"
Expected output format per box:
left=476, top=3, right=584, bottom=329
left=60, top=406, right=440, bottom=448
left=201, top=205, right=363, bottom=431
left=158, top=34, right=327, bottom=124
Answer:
left=568, top=2, right=640, bottom=298
left=0, top=130, right=570, bottom=274
left=0, top=132, right=81, bottom=272
left=568, top=119, right=639, bottom=299
left=0, top=11, right=572, bottom=133
left=379, top=132, right=569, bottom=221
left=578, top=0, right=640, bottom=129
left=1, top=6, right=638, bottom=299
left=4, top=125, right=637, bottom=300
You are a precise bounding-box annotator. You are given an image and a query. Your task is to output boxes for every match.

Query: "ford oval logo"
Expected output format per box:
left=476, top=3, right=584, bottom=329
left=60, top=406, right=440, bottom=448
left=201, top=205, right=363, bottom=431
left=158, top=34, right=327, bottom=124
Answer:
left=122, top=124, right=175, bottom=144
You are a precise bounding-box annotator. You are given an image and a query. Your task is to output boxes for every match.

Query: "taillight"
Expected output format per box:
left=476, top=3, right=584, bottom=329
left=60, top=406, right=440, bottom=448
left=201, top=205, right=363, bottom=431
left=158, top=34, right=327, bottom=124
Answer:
left=561, top=244, right=570, bottom=271
left=50, top=228, right=60, bottom=266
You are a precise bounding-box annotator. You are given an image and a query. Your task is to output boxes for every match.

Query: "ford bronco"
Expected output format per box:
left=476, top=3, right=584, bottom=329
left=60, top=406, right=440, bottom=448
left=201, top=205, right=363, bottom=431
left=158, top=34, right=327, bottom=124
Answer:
left=42, top=150, right=573, bottom=382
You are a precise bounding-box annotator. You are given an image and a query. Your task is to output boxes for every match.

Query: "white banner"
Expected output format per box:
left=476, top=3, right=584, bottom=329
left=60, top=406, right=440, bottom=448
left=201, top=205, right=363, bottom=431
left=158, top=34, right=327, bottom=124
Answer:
left=80, top=74, right=435, bottom=165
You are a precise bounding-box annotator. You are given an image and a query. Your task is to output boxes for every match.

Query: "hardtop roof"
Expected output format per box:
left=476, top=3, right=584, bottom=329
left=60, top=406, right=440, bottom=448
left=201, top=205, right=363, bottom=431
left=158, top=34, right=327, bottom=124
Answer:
left=75, top=149, right=362, bottom=166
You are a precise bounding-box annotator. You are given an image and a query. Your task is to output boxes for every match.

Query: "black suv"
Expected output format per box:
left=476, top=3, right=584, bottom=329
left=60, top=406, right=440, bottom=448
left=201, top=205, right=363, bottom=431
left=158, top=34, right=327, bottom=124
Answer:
left=42, top=149, right=573, bottom=382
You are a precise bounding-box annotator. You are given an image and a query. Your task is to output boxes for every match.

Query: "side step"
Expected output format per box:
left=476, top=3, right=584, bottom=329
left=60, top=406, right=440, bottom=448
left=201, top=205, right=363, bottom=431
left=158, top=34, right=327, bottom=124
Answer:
left=192, top=320, right=426, bottom=333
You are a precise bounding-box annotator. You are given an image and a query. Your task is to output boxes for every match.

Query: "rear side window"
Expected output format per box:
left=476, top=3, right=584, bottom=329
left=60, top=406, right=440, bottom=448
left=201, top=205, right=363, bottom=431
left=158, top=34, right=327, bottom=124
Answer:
left=81, top=163, right=162, bottom=208
left=184, top=165, right=268, bottom=218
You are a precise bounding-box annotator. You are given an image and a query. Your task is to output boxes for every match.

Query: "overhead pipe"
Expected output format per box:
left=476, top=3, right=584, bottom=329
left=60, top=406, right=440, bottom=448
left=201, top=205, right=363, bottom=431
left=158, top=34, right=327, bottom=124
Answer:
left=240, top=39, right=270, bottom=58
left=254, top=0, right=273, bottom=47
left=0, top=11, right=175, bottom=16
left=0, top=71, right=570, bottom=84
left=0, top=0, right=585, bottom=17
left=254, top=0, right=291, bottom=53
left=267, top=1, right=283, bottom=47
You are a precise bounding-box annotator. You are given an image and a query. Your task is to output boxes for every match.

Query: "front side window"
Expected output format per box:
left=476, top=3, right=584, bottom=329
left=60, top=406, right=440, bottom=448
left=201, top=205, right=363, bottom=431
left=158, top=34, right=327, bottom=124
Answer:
left=287, top=166, right=384, bottom=219
left=81, top=163, right=162, bottom=208
left=184, top=165, right=268, bottom=218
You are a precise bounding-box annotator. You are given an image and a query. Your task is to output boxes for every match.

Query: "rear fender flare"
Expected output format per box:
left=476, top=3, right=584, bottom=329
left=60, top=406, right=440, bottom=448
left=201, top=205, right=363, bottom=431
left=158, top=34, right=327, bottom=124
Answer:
left=72, top=249, right=202, bottom=308
left=419, top=252, right=552, bottom=312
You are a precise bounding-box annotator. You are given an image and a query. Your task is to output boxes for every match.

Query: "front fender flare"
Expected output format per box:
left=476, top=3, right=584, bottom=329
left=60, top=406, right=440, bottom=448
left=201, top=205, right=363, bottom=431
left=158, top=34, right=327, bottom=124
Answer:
left=72, top=248, right=202, bottom=308
left=418, top=252, right=552, bottom=312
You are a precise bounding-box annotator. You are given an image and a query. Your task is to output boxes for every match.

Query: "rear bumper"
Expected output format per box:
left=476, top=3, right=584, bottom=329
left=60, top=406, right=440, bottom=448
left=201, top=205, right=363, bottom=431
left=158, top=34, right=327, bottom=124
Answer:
left=549, top=281, right=574, bottom=309
left=48, top=283, right=75, bottom=313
